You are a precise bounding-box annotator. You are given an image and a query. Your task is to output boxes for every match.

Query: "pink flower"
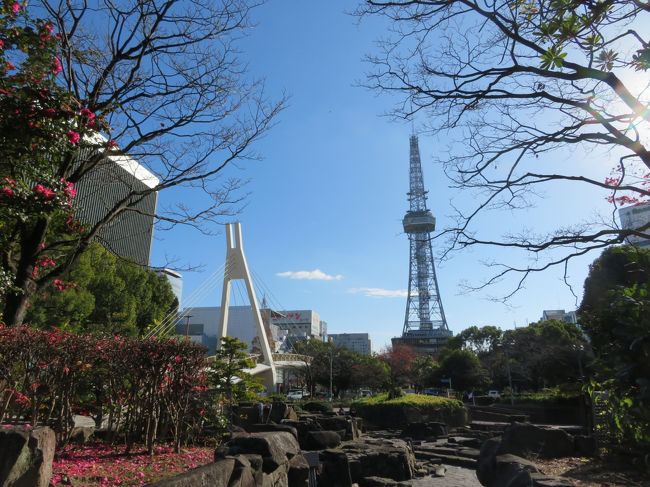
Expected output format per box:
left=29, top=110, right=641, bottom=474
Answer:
left=52, top=57, right=62, bottom=75
left=0, top=187, right=14, bottom=197
left=33, top=184, right=56, bottom=200
left=61, top=179, right=77, bottom=199
left=0, top=40, right=4, bottom=49
left=80, top=108, right=95, bottom=120
left=44, top=22, right=54, bottom=34
left=107, top=139, right=118, bottom=149
left=42, top=108, right=56, bottom=117
left=66, top=130, right=80, bottom=145
left=11, top=3, right=20, bottom=14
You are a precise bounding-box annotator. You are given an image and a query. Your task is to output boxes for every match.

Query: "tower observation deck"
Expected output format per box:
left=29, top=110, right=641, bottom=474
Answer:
left=392, top=135, right=452, bottom=355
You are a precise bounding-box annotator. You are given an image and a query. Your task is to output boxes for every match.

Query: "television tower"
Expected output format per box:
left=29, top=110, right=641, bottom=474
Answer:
left=392, top=135, right=452, bottom=355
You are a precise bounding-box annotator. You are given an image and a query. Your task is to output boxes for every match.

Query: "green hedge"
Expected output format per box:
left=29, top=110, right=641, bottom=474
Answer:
left=351, top=393, right=466, bottom=427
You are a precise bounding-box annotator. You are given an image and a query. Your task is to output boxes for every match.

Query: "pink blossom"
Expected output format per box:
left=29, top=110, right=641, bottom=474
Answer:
left=0, top=187, right=14, bottom=197
left=33, top=184, right=56, bottom=200
left=42, top=108, right=56, bottom=117
left=61, top=179, right=77, bottom=199
left=0, top=40, right=4, bottom=49
left=43, top=22, right=54, bottom=34
left=11, top=3, right=20, bottom=14
left=80, top=108, right=95, bottom=120
left=66, top=130, right=80, bottom=145
left=107, top=139, right=118, bottom=149
left=52, top=57, right=62, bottom=75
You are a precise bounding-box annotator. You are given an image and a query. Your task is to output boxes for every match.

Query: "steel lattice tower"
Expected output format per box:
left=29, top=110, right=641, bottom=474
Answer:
left=393, top=135, right=452, bottom=355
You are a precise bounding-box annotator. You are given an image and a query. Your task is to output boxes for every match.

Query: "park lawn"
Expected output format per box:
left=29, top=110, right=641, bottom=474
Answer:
left=50, top=442, right=213, bottom=486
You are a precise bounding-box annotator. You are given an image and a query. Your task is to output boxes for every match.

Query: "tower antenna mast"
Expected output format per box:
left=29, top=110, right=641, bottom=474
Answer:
left=393, top=135, right=452, bottom=355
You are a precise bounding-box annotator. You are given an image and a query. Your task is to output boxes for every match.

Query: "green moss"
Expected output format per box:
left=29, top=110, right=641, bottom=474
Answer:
left=353, top=393, right=462, bottom=408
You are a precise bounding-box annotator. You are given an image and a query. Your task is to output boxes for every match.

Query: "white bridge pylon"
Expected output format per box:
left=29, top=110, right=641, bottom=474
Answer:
left=217, top=222, right=277, bottom=391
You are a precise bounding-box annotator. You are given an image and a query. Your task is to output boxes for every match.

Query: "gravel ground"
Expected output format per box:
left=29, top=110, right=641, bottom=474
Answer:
left=535, top=457, right=650, bottom=487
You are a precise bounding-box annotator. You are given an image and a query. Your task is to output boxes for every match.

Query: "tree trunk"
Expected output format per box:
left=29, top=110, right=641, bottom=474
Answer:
left=2, top=292, right=29, bottom=326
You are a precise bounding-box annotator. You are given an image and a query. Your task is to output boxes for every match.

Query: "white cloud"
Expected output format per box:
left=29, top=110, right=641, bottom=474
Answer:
left=276, top=269, right=343, bottom=281
left=349, top=287, right=409, bottom=298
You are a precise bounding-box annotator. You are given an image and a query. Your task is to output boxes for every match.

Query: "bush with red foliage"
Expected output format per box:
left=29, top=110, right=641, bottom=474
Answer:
left=0, top=326, right=208, bottom=451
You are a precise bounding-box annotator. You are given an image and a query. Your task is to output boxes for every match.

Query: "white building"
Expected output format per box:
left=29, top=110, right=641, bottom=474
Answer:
left=156, top=269, right=183, bottom=308
left=619, top=203, right=650, bottom=248
left=328, top=333, right=371, bottom=355
left=541, top=309, right=578, bottom=324
left=177, top=306, right=325, bottom=355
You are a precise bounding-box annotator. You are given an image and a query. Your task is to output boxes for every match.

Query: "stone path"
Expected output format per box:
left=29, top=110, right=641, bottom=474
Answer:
left=406, top=465, right=482, bottom=486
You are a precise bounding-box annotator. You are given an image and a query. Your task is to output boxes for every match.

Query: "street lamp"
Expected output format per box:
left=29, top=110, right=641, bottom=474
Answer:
left=504, top=341, right=514, bottom=405
left=184, top=314, right=193, bottom=337
left=327, top=337, right=334, bottom=402
left=572, top=343, right=585, bottom=380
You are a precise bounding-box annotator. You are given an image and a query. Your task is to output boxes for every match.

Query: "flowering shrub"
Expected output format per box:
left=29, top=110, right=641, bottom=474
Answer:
left=0, top=3, right=117, bottom=325
left=0, top=326, right=210, bottom=450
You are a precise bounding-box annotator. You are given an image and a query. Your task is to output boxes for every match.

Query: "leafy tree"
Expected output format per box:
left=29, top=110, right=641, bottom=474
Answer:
left=436, top=349, right=489, bottom=392
left=208, top=336, right=262, bottom=423
left=25, top=243, right=177, bottom=335
left=1, top=1, right=284, bottom=325
left=445, top=325, right=503, bottom=357
left=579, top=245, right=650, bottom=447
left=358, top=0, right=650, bottom=294
left=411, top=355, right=439, bottom=392
left=501, top=320, right=591, bottom=389
left=293, top=339, right=361, bottom=397
left=350, top=354, right=390, bottom=391
left=379, top=344, right=416, bottom=388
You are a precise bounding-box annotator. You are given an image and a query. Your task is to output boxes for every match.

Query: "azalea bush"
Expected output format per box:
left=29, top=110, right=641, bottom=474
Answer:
left=0, top=326, right=210, bottom=451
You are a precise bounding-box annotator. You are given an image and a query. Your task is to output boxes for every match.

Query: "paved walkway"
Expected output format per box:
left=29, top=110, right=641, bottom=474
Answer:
left=407, top=465, right=482, bottom=486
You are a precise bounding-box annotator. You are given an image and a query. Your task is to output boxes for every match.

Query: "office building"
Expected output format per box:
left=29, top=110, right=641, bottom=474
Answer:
left=541, top=309, right=578, bottom=324
left=329, top=333, right=371, bottom=355
left=74, top=148, right=158, bottom=266
left=619, top=203, right=650, bottom=248
left=156, top=269, right=183, bottom=308
left=176, top=306, right=326, bottom=355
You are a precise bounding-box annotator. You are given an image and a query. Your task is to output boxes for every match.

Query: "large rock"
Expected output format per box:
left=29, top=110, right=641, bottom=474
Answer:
left=287, top=454, right=309, bottom=487
left=245, top=424, right=298, bottom=440
left=400, top=422, right=447, bottom=440
left=303, top=431, right=341, bottom=451
left=313, top=416, right=360, bottom=440
left=269, top=402, right=299, bottom=424
left=318, top=450, right=352, bottom=487
left=342, top=438, right=416, bottom=482
left=492, top=454, right=541, bottom=487
left=498, top=423, right=575, bottom=459
left=476, top=437, right=502, bottom=486
left=0, top=426, right=55, bottom=487
left=143, top=458, right=236, bottom=487
left=217, top=432, right=301, bottom=474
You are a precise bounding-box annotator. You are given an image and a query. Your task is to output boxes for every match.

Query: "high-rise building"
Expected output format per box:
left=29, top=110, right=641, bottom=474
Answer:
left=392, top=135, right=452, bottom=355
left=329, top=333, right=371, bottom=355
left=619, top=203, right=650, bottom=248
left=74, top=150, right=158, bottom=266
left=156, top=269, right=183, bottom=308
left=541, top=309, right=578, bottom=324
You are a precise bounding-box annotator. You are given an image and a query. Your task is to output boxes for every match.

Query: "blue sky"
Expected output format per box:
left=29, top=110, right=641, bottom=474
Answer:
left=149, top=1, right=621, bottom=351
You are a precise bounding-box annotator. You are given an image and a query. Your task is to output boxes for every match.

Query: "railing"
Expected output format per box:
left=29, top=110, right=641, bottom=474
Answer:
left=272, top=353, right=313, bottom=364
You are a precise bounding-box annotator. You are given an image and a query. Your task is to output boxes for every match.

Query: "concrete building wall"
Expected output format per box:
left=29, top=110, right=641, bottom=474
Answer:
left=619, top=203, right=650, bottom=248
left=74, top=152, right=158, bottom=266
left=329, top=333, right=372, bottom=355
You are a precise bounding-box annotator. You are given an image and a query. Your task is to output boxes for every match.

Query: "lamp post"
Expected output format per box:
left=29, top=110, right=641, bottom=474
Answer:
left=504, top=341, right=514, bottom=405
left=572, top=343, right=585, bottom=380
left=329, top=350, right=333, bottom=402
left=184, top=314, right=193, bottom=338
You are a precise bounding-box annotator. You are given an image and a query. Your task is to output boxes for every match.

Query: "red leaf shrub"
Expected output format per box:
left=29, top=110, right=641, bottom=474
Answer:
left=0, top=326, right=209, bottom=450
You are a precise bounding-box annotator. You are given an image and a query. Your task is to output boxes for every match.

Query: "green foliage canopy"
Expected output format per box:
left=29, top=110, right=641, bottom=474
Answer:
left=26, top=243, right=177, bottom=335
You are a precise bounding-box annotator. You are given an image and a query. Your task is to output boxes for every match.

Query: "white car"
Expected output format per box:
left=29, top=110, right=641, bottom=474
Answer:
left=286, top=390, right=303, bottom=401
left=487, top=390, right=501, bottom=399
